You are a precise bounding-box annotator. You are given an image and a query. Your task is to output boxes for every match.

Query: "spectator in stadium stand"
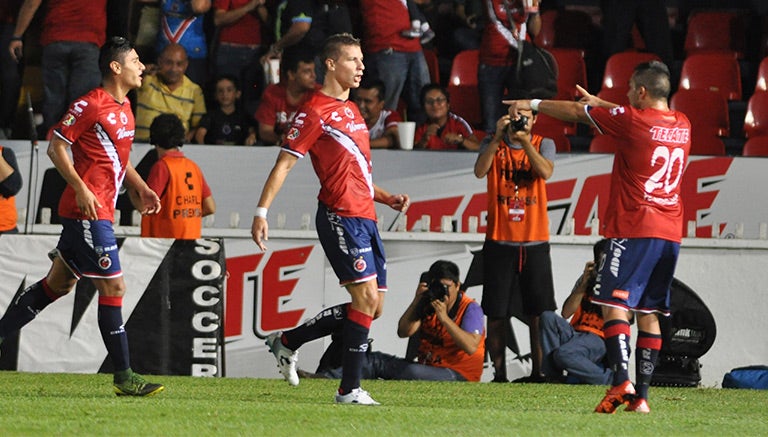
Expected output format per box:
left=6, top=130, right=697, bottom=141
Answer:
left=8, top=0, right=106, bottom=139
left=473, top=102, right=557, bottom=383
left=0, top=145, right=22, bottom=233
left=211, top=0, right=269, bottom=92
left=301, top=260, right=486, bottom=382
left=0, top=0, right=23, bottom=139
left=195, top=75, right=257, bottom=145
left=253, top=34, right=410, bottom=406
left=0, top=37, right=164, bottom=397
left=539, top=239, right=613, bottom=385
left=135, top=43, right=207, bottom=143
left=157, top=0, right=211, bottom=87
left=478, top=0, right=542, bottom=133
left=414, top=83, right=480, bottom=151
left=254, top=51, right=319, bottom=146
left=354, top=78, right=402, bottom=149
left=358, top=0, right=431, bottom=123
left=133, top=113, right=215, bottom=239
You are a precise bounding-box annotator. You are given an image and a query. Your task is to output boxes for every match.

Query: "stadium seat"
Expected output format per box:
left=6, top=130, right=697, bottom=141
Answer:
left=532, top=121, right=571, bottom=153
left=423, top=48, right=440, bottom=85
left=601, top=51, right=661, bottom=91
left=533, top=112, right=577, bottom=137
left=596, top=87, right=630, bottom=107
left=678, top=52, right=742, bottom=101
left=670, top=89, right=730, bottom=137
left=447, top=49, right=481, bottom=127
left=742, top=136, right=768, bottom=156
left=549, top=48, right=587, bottom=101
left=689, top=133, right=725, bottom=156
left=755, top=56, right=768, bottom=93
left=744, top=92, right=768, bottom=138
left=588, top=135, right=616, bottom=154
left=684, top=10, right=746, bottom=58
left=534, top=9, right=595, bottom=51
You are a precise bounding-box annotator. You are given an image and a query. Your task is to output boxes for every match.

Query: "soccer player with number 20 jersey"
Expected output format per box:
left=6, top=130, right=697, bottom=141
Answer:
left=505, top=61, right=691, bottom=414
left=252, top=34, right=410, bottom=406
left=0, top=37, right=165, bottom=397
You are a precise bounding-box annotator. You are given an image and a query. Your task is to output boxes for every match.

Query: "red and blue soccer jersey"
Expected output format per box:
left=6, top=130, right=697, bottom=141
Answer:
left=586, top=104, right=691, bottom=242
left=53, top=88, right=136, bottom=222
left=282, top=92, right=376, bottom=220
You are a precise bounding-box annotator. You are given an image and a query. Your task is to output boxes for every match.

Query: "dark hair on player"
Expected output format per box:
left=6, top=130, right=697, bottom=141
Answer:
left=632, top=60, right=671, bottom=100
left=149, top=113, right=186, bottom=149
left=99, top=36, right=135, bottom=77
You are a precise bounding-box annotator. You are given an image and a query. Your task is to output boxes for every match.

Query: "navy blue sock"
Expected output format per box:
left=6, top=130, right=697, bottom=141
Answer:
left=283, top=303, right=348, bottom=351
left=0, top=279, right=57, bottom=339
left=97, top=296, right=130, bottom=373
left=339, top=308, right=372, bottom=395
left=635, top=331, right=662, bottom=399
left=603, top=319, right=632, bottom=386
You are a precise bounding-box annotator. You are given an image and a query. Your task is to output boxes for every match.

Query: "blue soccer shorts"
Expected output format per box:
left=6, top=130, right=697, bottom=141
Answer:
left=315, top=203, right=387, bottom=291
left=54, top=218, right=123, bottom=279
left=591, top=237, right=680, bottom=315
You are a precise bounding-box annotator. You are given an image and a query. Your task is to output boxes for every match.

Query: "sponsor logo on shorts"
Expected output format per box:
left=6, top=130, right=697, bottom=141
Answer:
left=98, top=255, right=112, bottom=270
left=612, top=289, right=629, bottom=300
left=353, top=257, right=367, bottom=272
left=349, top=247, right=372, bottom=256
left=62, top=113, right=76, bottom=126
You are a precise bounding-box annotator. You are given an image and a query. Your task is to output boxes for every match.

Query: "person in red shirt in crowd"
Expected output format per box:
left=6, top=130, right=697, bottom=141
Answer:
left=137, top=113, right=215, bottom=239
left=252, top=33, right=410, bottom=405
left=212, top=0, right=269, bottom=94
left=354, top=79, right=402, bottom=149
left=478, top=0, right=543, bottom=133
left=8, top=0, right=107, bottom=138
left=254, top=51, right=319, bottom=145
left=415, top=84, right=480, bottom=151
left=358, top=0, right=431, bottom=123
left=506, top=61, right=691, bottom=414
left=0, top=37, right=164, bottom=397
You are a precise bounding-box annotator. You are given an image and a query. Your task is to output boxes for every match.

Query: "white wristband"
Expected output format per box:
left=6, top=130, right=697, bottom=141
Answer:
left=530, top=99, right=542, bottom=111
left=255, top=207, right=268, bottom=218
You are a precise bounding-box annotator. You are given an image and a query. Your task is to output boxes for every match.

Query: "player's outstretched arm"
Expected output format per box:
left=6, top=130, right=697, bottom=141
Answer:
left=252, top=151, right=298, bottom=251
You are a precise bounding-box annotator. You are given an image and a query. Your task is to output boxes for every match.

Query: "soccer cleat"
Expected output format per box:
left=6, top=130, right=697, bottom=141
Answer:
left=113, top=372, right=165, bottom=397
left=266, top=332, right=299, bottom=386
left=594, top=380, right=636, bottom=413
left=625, top=397, right=651, bottom=413
left=334, top=387, right=380, bottom=406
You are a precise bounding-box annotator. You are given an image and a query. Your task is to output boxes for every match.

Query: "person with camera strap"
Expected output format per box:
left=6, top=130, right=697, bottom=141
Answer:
left=474, top=103, right=557, bottom=383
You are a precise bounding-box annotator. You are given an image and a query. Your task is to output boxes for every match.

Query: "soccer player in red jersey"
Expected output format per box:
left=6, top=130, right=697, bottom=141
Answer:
left=252, top=33, right=410, bottom=405
left=0, top=37, right=165, bottom=397
left=505, top=61, right=691, bottom=413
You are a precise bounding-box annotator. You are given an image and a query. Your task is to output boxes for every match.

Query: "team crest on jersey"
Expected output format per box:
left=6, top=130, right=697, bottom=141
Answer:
left=98, top=255, right=112, bottom=270
left=353, top=257, right=367, bottom=272
left=344, top=107, right=355, bottom=119
left=287, top=127, right=300, bottom=140
left=62, top=113, right=76, bottom=127
left=120, top=111, right=128, bottom=125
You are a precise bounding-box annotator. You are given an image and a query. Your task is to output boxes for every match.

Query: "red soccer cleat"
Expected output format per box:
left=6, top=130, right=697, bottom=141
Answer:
left=594, top=380, right=636, bottom=414
left=625, top=397, right=651, bottom=413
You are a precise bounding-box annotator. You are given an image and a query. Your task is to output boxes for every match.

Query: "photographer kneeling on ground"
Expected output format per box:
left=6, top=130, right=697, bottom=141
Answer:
left=302, top=260, right=486, bottom=382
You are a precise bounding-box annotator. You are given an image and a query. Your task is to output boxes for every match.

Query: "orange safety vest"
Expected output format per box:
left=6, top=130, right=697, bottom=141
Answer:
left=417, top=294, right=486, bottom=382
left=485, top=134, right=550, bottom=242
left=0, top=146, right=17, bottom=232
left=141, top=154, right=205, bottom=239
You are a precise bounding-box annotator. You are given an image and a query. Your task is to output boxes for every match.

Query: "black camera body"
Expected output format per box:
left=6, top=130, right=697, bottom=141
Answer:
left=509, top=114, right=529, bottom=132
left=418, top=272, right=450, bottom=317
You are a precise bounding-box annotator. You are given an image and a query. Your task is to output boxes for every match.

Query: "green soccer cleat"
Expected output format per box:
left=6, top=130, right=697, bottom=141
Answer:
left=113, top=371, right=165, bottom=397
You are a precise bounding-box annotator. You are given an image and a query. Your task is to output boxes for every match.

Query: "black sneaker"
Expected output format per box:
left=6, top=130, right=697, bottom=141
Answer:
left=114, top=371, right=165, bottom=397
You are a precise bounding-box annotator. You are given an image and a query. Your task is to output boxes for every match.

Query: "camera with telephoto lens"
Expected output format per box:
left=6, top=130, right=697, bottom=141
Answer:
left=509, top=114, right=529, bottom=132
left=418, top=272, right=450, bottom=317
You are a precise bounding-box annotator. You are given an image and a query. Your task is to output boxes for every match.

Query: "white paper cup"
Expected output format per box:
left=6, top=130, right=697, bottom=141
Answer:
left=397, top=121, right=416, bottom=150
